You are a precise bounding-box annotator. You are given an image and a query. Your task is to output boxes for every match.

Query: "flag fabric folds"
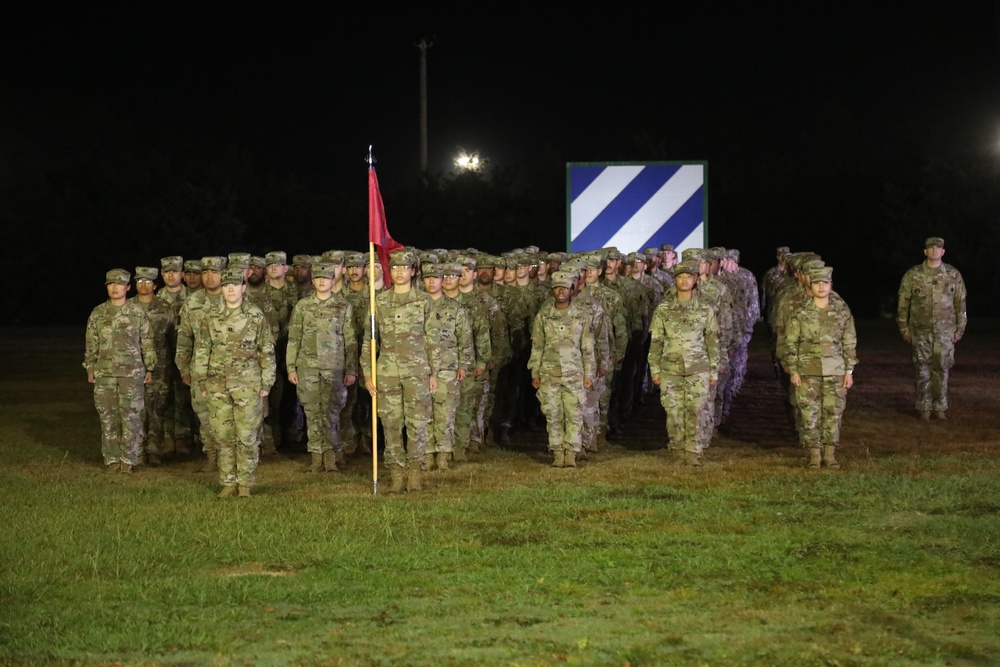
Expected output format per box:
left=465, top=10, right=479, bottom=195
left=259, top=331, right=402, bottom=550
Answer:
left=368, top=167, right=403, bottom=280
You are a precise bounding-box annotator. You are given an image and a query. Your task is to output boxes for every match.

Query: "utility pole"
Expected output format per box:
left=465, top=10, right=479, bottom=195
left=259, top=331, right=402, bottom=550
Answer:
left=416, top=38, right=432, bottom=175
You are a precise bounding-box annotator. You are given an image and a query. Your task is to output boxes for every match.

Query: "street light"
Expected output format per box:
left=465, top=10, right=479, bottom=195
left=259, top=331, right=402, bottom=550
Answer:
left=454, top=150, right=484, bottom=171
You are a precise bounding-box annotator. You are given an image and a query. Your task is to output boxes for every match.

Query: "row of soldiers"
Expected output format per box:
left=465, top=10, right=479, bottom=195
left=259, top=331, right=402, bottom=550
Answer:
left=762, top=247, right=858, bottom=468
left=84, top=241, right=762, bottom=495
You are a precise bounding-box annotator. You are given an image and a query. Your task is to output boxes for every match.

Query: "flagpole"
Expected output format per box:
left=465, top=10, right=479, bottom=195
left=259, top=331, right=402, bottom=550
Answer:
left=368, top=240, right=379, bottom=495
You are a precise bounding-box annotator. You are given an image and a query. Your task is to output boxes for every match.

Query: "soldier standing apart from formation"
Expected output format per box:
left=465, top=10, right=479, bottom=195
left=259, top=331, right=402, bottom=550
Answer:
left=130, top=266, right=177, bottom=466
left=648, top=260, right=719, bottom=467
left=286, top=261, right=358, bottom=473
left=896, top=237, right=967, bottom=421
left=529, top=271, right=595, bottom=469
left=784, top=266, right=857, bottom=469
left=362, top=250, right=438, bottom=494
left=84, top=269, right=156, bottom=474
left=192, top=268, right=276, bottom=498
left=422, top=263, right=474, bottom=471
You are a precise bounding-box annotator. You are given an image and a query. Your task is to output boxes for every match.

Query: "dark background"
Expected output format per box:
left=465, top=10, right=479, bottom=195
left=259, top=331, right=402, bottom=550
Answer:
left=3, top=2, right=999, bottom=324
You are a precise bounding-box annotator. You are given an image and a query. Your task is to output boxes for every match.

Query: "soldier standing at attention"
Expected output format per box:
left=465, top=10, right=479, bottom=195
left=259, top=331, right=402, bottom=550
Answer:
left=130, top=266, right=177, bottom=466
left=529, top=271, right=595, bottom=469
left=648, top=260, right=719, bottom=467
left=422, top=263, right=474, bottom=471
left=285, top=261, right=358, bottom=473
left=784, top=266, right=857, bottom=469
left=193, top=268, right=276, bottom=498
left=157, top=256, right=192, bottom=455
left=84, top=269, right=156, bottom=474
left=176, top=256, right=227, bottom=471
left=362, top=250, right=438, bottom=494
left=897, top=237, right=967, bottom=421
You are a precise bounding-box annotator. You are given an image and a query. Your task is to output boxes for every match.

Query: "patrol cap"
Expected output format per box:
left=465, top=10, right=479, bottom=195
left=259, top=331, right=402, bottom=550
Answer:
left=312, top=261, right=336, bottom=279
left=776, top=246, right=791, bottom=257
left=809, top=266, right=833, bottom=283
left=625, top=252, right=644, bottom=265
left=550, top=270, right=575, bottom=289
left=422, top=263, right=444, bottom=278
left=291, top=254, right=313, bottom=268
left=322, top=250, right=346, bottom=265
left=441, top=262, right=462, bottom=276
left=476, top=254, right=498, bottom=269
left=160, top=256, right=183, bottom=272
left=726, top=249, right=740, bottom=262
left=220, top=268, right=245, bottom=285
left=456, top=255, right=477, bottom=270
left=604, top=247, right=623, bottom=261
left=802, top=259, right=826, bottom=274
left=672, top=260, right=699, bottom=277
left=183, top=260, right=203, bottom=273
left=105, top=268, right=131, bottom=285
left=525, top=245, right=540, bottom=254
left=659, top=243, right=675, bottom=253
left=419, top=251, right=440, bottom=266
left=265, top=251, right=287, bottom=266
left=925, top=237, right=945, bottom=248
left=681, top=248, right=704, bottom=263
left=583, top=254, right=602, bottom=269
left=345, top=252, right=366, bottom=267
left=134, top=266, right=159, bottom=282
left=389, top=250, right=416, bottom=267
left=228, top=252, right=251, bottom=268
left=705, top=247, right=725, bottom=261
left=643, top=247, right=661, bottom=257
left=515, top=253, right=534, bottom=266
left=546, top=251, right=568, bottom=263
left=201, top=256, right=227, bottom=272
left=249, top=256, right=266, bottom=269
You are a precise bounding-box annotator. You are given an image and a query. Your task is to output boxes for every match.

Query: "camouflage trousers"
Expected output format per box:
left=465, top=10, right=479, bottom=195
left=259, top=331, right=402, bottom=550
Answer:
left=582, top=375, right=607, bottom=452
left=206, top=380, right=264, bottom=488
left=455, top=372, right=486, bottom=454
left=296, top=368, right=347, bottom=455
left=340, top=379, right=359, bottom=448
left=141, top=374, right=170, bottom=456
left=724, top=339, right=750, bottom=419
left=163, top=367, right=193, bottom=448
left=659, top=372, right=710, bottom=454
left=537, top=375, right=586, bottom=453
left=713, top=358, right=732, bottom=428
left=93, top=376, right=145, bottom=466
left=375, top=374, right=430, bottom=469
left=190, top=378, right=218, bottom=455
left=910, top=333, right=955, bottom=412
left=473, top=368, right=499, bottom=448
left=599, top=368, right=617, bottom=434
left=429, top=370, right=461, bottom=454
left=794, top=375, right=848, bottom=448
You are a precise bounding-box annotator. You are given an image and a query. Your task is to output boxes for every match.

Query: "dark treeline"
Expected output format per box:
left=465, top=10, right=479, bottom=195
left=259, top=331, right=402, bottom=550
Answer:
left=2, top=125, right=998, bottom=326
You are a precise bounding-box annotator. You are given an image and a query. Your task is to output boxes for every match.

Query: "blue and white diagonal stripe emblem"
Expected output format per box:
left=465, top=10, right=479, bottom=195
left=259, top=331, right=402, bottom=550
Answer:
left=568, top=162, right=706, bottom=254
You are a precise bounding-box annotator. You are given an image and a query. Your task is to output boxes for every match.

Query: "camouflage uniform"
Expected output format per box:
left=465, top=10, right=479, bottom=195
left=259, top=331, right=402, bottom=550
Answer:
left=896, top=238, right=967, bottom=416
left=573, top=273, right=613, bottom=455
left=360, top=262, right=437, bottom=472
left=449, top=274, right=492, bottom=459
left=84, top=270, right=156, bottom=469
left=784, top=270, right=857, bottom=462
left=130, top=271, right=177, bottom=462
left=425, top=272, right=474, bottom=460
left=192, top=275, right=276, bottom=492
left=175, top=260, right=226, bottom=459
left=648, top=274, right=719, bottom=461
left=157, top=258, right=193, bottom=451
left=528, top=285, right=596, bottom=461
left=286, top=286, right=358, bottom=461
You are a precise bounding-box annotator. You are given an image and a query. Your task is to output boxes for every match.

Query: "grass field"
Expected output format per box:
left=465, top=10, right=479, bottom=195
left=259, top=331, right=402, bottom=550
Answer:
left=1, top=320, right=999, bottom=667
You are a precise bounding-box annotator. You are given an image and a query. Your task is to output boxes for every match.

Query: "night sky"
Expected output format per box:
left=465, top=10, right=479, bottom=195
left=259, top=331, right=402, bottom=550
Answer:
left=2, top=2, right=999, bottom=320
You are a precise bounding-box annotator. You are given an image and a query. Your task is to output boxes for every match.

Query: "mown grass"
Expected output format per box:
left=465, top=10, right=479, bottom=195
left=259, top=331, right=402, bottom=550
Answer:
left=1, top=323, right=999, bottom=666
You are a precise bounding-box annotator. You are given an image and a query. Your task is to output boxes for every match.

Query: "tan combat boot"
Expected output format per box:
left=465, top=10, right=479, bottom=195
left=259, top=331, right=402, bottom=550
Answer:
left=822, top=446, right=840, bottom=469
left=217, top=486, right=237, bottom=499
left=436, top=451, right=450, bottom=471
left=305, top=452, right=323, bottom=473
left=551, top=450, right=565, bottom=468
left=322, top=450, right=338, bottom=472
left=688, top=450, right=703, bottom=467
left=406, top=460, right=423, bottom=492
left=564, top=450, right=577, bottom=468
left=920, top=411, right=931, bottom=421
left=423, top=454, right=434, bottom=472
left=387, top=466, right=406, bottom=494
left=237, top=486, right=252, bottom=498
left=807, top=447, right=822, bottom=469
left=104, top=462, right=119, bottom=473
left=934, top=410, right=948, bottom=421
left=335, top=450, right=347, bottom=466
left=453, top=447, right=468, bottom=463
left=197, top=451, right=217, bottom=473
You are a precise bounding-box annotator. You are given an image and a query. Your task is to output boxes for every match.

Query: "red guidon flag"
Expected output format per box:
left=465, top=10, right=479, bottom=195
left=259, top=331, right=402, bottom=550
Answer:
left=368, top=166, right=403, bottom=280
